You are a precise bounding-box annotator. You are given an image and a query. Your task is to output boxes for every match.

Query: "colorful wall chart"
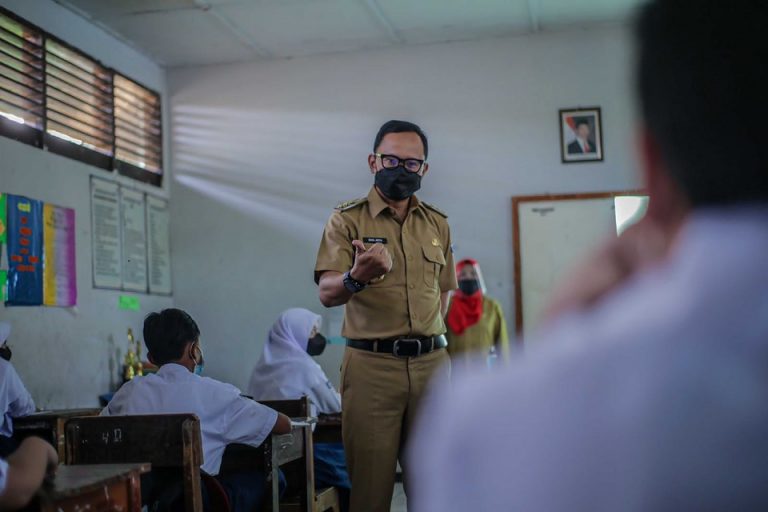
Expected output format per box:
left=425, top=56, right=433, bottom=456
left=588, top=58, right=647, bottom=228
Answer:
left=0, top=193, right=6, bottom=245
left=2, top=194, right=77, bottom=307
left=6, top=195, right=43, bottom=305
left=43, top=204, right=77, bottom=306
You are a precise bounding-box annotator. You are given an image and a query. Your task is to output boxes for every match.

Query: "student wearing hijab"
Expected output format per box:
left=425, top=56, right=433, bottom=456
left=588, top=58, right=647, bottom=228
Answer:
left=0, top=323, right=35, bottom=457
left=445, top=259, right=509, bottom=365
left=248, top=308, right=350, bottom=512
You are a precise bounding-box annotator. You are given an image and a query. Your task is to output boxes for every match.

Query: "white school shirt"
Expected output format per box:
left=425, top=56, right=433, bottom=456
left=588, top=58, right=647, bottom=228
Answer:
left=248, top=308, right=342, bottom=417
left=102, top=363, right=277, bottom=475
left=410, top=207, right=768, bottom=511
left=0, top=359, right=35, bottom=437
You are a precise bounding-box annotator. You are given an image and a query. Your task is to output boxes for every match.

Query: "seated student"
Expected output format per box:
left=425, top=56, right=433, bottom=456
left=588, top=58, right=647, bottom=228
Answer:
left=102, top=308, right=291, bottom=512
left=247, top=308, right=350, bottom=512
left=0, top=323, right=36, bottom=457
left=0, top=436, right=58, bottom=510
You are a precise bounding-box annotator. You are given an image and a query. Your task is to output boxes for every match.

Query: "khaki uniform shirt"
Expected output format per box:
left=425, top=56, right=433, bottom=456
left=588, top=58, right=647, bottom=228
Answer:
left=315, top=187, right=457, bottom=340
left=445, top=295, right=510, bottom=363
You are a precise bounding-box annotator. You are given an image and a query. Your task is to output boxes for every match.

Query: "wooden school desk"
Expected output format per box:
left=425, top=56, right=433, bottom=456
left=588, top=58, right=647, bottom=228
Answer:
left=33, top=462, right=149, bottom=512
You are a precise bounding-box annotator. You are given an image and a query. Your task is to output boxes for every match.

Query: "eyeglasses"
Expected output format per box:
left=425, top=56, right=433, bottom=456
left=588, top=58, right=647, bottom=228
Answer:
left=375, top=153, right=425, bottom=173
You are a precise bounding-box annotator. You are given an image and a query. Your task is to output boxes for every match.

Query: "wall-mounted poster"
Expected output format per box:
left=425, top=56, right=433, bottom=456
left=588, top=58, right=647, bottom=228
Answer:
left=6, top=195, right=43, bottom=305
left=146, top=196, right=172, bottom=295
left=559, top=107, right=604, bottom=163
left=43, top=203, right=77, bottom=307
left=120, top=188, right=148, bottom=293
left=91, top=178, right=122, bottom=289
left=0, top=192, right=6, bottom=245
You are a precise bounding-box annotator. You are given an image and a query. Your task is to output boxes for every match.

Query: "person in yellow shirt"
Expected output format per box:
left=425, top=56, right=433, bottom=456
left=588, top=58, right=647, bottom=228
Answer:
left=445, top=259, right=509, bottom=365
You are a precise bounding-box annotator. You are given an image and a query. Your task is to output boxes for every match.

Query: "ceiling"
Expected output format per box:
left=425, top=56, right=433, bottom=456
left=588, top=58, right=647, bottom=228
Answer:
left=53, top=0, right=644, bottom=68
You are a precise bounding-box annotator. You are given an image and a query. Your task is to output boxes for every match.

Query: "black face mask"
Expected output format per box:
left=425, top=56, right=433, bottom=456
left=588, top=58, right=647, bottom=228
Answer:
left=307, top=334, right=327, bottom=356
left=374, top=166, right=421, bottom=201
left=0, top=344, right=11, bottom=362
left=458, top=279, right=481, bottom=296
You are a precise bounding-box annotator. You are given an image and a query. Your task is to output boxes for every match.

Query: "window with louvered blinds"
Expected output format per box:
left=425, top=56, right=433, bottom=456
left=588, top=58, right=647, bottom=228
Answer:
left=44, top=38, right=113, bottom=165
left=0, top=11, right=44, bottom=146
left=114, top=74, right=162, bottom=179
left=0, top=7, right=164, bottom=186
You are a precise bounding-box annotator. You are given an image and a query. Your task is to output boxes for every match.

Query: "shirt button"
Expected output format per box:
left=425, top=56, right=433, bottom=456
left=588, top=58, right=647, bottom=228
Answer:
left=409, top=284, right=415, bottom=289
left=407, top=255, right=413, bottom=261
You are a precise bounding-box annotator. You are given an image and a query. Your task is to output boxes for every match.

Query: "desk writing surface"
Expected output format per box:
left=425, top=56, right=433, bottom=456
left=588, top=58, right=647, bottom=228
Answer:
left=48, top=463, right=150, bottom=498
left=25, top=409, right=102, bottom=420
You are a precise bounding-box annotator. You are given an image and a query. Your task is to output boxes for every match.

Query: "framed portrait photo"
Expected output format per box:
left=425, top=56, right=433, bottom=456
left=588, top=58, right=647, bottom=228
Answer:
left=559, top=107, right=603, bottom=163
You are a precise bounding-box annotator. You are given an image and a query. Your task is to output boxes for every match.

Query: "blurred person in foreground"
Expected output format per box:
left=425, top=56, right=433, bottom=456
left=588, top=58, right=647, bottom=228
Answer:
left=409, top=0, right=768, bottom=510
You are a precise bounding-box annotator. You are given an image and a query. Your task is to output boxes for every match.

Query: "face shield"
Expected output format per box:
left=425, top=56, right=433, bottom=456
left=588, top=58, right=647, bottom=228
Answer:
left=455, top=259, right=487, bottom=296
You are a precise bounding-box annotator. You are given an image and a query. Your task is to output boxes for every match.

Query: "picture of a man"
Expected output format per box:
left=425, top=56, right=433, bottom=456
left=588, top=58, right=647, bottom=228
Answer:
left=567, top=118, right=596, bottom=154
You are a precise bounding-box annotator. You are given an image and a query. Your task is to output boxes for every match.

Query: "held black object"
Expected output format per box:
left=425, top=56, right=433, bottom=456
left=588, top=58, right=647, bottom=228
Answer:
left=343, top=270, right=367, bottom=293
left=374, top=166, right=421, bottom=200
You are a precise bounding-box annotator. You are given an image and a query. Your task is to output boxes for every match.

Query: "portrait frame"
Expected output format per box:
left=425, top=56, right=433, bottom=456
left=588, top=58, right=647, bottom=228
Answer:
left=559, top=107, right=603, bottom=163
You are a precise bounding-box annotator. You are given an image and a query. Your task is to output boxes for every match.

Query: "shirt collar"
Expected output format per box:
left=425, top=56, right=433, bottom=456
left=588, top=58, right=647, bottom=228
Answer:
left=367, top=186, right=422, bottom=217
left=157, top=362, right=191, bottom=376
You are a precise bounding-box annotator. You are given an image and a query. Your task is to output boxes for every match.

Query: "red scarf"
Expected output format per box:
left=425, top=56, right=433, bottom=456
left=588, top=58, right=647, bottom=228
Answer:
left=446, top=259, right=484, bottom=335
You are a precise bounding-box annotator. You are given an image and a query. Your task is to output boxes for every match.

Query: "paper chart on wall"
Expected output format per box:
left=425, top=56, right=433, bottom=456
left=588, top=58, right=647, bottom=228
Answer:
left=6, top=195, right=43, bottom=305
left=120, top=188, right=148, bottom=293
left=91, top=178, right=122, bottom=289
left=146, top=195, right=171, bottom=295
left=43, top=203, right=77, bottom=307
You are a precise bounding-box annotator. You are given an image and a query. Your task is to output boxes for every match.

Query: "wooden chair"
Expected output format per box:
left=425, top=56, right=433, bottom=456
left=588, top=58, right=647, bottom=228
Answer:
left=12, top=408, right=101, bottom=460
left=259, top=397, right=341, bottom=512
left=64, top=414, right=204, bottom=512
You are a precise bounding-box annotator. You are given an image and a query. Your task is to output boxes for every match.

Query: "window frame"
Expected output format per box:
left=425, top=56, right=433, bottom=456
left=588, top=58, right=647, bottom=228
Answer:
left=0, top=7, right=45, bottom=148
left=113, top=72, right=163, bottom=187
left=0, top=6, right=164, bottom=186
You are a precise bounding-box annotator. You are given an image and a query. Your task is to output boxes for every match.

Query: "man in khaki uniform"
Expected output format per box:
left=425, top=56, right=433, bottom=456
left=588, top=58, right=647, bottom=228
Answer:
left=314, top=120, right=457, bottom=511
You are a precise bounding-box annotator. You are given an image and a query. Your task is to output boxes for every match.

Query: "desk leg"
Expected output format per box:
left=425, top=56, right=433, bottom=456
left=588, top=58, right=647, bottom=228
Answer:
left=271, top=444, right=280, bottom=512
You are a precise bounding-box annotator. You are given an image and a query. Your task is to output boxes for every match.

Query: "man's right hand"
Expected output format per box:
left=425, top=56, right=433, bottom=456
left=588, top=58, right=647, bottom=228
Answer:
left=350, top=240, right=393, bottom=283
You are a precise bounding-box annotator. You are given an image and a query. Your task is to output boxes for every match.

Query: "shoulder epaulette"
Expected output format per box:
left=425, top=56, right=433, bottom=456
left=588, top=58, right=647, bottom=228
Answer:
left=335, top=197, right=367, bottom=212
left=421, top=201, right=448, bottom=218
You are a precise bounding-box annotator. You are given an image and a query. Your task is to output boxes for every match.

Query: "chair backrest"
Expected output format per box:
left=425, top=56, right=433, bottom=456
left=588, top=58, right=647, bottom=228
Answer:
left=65, top=414, right=204, bottom=512
left=258, top=396, right=311, bottom=418
left=12, top=408, right=102, bottom=460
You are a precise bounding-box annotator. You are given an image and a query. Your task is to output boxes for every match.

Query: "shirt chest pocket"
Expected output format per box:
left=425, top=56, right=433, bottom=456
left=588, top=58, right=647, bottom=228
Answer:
left=422, top=245, right=446, bottom=288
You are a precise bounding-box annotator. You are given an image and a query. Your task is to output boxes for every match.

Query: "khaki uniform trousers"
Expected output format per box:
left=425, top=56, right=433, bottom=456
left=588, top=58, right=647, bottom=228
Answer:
left=340, top=345, right=450, bottom=512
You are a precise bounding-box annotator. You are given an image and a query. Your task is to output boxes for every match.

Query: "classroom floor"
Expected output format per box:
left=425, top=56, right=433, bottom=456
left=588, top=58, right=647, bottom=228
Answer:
left=391, top=483, right=407, bottom=511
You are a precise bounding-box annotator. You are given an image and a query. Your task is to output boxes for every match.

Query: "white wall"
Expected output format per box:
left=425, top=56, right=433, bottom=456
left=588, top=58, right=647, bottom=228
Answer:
left=169, top=25, right=642, bottom=390
left=0, top=0, right=170, bottom=407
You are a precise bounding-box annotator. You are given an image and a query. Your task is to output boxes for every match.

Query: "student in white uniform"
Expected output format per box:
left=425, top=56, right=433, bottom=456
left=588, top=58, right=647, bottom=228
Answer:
left=103, top=309, right=291, bottom=512
left=247, top=308, right=350, bottom=512
left=0, top=436, right=57, bottom=510
left=0, top=323, right=35, bottom=457
left=409, top=0, right=768, bottom=510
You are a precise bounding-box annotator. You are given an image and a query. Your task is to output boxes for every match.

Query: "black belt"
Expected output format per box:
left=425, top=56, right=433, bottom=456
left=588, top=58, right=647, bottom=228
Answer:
left=346, top=335, right=447, bottom=358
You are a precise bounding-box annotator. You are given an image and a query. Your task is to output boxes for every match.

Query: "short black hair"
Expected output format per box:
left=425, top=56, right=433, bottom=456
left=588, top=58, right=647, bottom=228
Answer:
left=373, top=120, right=429, bottom=159
left=143, top=308, right=200, bottom=365
left=636, top=0, right=768, bottom=206
left=575, top=119, right=590, bottom=129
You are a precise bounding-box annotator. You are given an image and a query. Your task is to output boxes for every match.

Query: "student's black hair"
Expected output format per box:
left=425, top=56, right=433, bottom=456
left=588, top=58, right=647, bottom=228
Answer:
left=143, top=308, right=200, bottom=365
left=636, top=0, right=768, bottom=206
left=373, top=120, right=429, bottom=159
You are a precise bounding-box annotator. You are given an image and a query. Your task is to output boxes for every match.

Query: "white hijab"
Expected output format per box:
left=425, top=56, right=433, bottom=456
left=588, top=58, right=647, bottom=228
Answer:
left=0, top=323, right=9, bottom=344
left=247, top=308, right=332, bottom=410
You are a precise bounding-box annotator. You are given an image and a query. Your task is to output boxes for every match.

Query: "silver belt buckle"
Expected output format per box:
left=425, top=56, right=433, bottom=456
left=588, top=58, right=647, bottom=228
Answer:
left=393, top=338, right=421, bottom=357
